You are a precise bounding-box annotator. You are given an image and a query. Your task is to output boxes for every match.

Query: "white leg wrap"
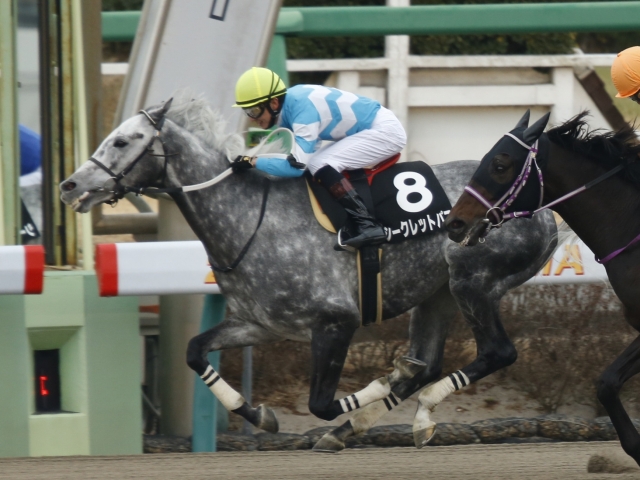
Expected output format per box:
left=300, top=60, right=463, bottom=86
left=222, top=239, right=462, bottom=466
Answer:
left=350, top=393, right=401, bottom=435
left=418, top=370, right=470, bottom=411
left=419, top=376, right=455, bottom=411
left=449, top=370, right=471, bottom=391
left=200, top=365, right=245, bottom=412
left=413, top=370, right=470, bottom=444
left=339, top=377, right=391, bottom=413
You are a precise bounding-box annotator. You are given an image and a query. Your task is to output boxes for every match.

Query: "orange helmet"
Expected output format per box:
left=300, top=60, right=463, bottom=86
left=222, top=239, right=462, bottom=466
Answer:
left=611, top=46, right=640, bottom=98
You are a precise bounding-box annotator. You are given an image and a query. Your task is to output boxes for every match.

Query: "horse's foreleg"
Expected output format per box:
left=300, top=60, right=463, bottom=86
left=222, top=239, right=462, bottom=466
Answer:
left=596, top=333, right=640, bottom=466
left=314, top=288, right=457, bottom=452
left=332, top=355, right=426, bottom=416
left=307, top=318, right=358, bottom=421
left=412, top=370, right=471, bottom=447
left=186, top=320, right=281, bottom=432
left=413, top=290, right=516, bottom=447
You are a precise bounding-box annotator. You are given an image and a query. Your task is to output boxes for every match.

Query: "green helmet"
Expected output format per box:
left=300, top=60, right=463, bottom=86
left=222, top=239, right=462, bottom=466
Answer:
left=233, top=67, right=287, bottom=108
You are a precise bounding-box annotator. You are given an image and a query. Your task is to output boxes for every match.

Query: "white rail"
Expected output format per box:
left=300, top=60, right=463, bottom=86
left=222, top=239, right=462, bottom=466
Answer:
left=0, top=245, right=44, bottom=294
left=94, top=239, right=608, bottom=294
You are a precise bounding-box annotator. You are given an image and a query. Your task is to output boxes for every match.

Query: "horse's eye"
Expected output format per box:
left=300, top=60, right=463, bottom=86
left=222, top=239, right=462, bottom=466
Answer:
left=114, top=139, right=128, bottom=148
left=490, top=154, right=513, bottom=180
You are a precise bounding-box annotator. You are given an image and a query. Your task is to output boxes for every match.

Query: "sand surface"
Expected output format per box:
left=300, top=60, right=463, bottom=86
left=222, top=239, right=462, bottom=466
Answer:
left=1, top=442, right=638, bottom=479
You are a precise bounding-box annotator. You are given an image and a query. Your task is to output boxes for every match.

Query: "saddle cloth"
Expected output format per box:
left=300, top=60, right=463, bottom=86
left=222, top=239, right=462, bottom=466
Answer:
left=305, top=158, right=452, bottom=243
left=304, top=156, right=452, bottom=327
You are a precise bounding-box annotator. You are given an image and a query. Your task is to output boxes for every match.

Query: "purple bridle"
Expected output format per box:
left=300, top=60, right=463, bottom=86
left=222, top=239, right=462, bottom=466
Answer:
left=463, top=134, right=543, bottom=235
left=464, top=132, right=627, bottom=263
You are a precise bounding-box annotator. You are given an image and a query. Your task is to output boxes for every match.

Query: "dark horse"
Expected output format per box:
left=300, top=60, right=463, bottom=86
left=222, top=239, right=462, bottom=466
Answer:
left=59, top=96, right=557, bottom=451
left=445, top=110, right=640, bottom=466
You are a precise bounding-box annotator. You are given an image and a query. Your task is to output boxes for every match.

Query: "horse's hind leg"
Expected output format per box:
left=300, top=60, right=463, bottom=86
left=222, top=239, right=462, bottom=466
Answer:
left=186, top=319, right=281, bottom=432
left=596, top=333, right=640, bottom=466
left=314, top=286, right=458, bottom=452
left=307, top=316, right=360, bottom=421
left=413, top=287, right=516, bottom=447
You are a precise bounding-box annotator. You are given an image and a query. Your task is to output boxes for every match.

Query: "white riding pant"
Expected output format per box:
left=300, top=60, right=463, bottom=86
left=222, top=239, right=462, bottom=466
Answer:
left=307, top=107, right=407, bottom=176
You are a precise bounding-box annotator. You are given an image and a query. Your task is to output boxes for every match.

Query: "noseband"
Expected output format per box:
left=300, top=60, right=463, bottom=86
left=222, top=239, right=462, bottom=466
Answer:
left=463, top=134, right=543, bottom=236
left=88, top=109, right=178, bottom=204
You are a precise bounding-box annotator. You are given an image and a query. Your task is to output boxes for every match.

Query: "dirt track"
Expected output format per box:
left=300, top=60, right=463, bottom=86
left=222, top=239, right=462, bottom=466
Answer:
left=1, top=441, right=639, bottom=479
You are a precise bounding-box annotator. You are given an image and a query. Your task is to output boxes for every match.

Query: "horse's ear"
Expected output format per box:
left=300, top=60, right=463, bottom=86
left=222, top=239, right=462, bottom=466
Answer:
left=515, top=109, right=530, bottom=130
left=163, top=97, right=173, bottom=113
left=523, top=112, right=550, bottom=144
left=146, top=98, right=173, bottom=124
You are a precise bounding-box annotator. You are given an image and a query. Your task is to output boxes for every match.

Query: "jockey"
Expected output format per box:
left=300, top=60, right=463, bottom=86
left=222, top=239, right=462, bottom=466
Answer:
left=233, top=67, right=407, bottom=249
left=611, top=46, right=640, bottom=104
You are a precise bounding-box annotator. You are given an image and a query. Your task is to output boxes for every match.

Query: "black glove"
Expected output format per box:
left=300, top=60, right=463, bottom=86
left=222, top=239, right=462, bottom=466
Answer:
left=286, top=154, right=306, bottom=169
left=231, top=155, right=253, bottom=174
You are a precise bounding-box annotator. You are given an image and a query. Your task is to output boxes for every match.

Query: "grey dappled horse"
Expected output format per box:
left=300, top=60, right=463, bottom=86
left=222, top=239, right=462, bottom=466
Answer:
left=60, top=96, right=557, bottom=451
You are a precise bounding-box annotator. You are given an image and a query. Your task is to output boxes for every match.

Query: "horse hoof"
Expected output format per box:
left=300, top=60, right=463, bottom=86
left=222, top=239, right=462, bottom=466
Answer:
left=312, top=433, right=344, bottom=453
left=413, top=424, right=436, bottom=449
left=256, top=404, right=279, bottom=433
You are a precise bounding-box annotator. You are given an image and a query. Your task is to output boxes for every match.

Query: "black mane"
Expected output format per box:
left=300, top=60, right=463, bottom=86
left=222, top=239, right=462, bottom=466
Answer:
left=547, top=111, right=640, bottom=185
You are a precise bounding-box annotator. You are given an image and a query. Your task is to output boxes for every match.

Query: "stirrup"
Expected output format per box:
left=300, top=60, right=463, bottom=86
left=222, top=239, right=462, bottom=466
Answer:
left=344, top=227, right=391, bottom=249
left=334, top=228, right=357, bottom=253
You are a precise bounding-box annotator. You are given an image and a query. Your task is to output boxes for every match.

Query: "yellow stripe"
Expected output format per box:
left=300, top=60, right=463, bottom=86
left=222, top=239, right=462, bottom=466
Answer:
left=253, top=67, right=267, bottom=99
left=305, top=180, right=337, bottom=233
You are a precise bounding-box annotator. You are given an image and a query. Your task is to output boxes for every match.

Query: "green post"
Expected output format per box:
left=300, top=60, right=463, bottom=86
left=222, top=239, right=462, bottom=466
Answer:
left=0, top=271, right=141, bottom=457
left=0, top=296, right=30, bottom=457
left=192, top=294, right=227, bottom=452
left=101, top=3, right=640, bottom=42
left=0, top=0, right=20, bottom=245
left=267, top=34, right=289, bottom=87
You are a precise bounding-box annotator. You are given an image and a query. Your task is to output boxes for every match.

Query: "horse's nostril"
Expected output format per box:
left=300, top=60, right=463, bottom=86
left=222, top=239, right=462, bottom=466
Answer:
left=446, top=218, right=465, bottom=233
left=61, top=181, right=76, bottom=192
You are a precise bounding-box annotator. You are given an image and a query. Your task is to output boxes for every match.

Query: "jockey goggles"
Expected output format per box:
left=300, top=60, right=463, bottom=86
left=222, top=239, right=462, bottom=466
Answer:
left=243, top=104, right=266, bottom=119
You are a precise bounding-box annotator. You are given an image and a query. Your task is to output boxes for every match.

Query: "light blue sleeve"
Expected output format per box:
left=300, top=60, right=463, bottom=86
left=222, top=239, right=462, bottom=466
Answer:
left=255, top=157, right=305, bottom=178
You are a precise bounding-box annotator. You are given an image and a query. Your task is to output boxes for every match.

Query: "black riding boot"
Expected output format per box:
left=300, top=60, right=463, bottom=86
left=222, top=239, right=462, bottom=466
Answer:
left=314, top=165, right=388, bottom=249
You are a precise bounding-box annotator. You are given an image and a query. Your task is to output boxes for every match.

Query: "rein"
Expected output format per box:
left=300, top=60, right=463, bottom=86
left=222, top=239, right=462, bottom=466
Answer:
left=464, top=131, right=627, bottom=262
left=89, top=109, right=272, bottom=273
left=209, top=179, right=271, bottom=273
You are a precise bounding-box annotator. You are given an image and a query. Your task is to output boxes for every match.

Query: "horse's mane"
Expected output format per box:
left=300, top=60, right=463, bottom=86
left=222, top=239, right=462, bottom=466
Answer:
left=165, top=90, right=291, bottom=162
left=546, top=111, right=640, bottom=185
left=165, top=90, right=245, bottom=160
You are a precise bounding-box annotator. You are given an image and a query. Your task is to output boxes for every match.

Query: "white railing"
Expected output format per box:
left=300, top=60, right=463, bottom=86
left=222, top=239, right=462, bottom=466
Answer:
left=102, top=53, right=619, bottom=165
left=102, top=53, right=617, bottom=127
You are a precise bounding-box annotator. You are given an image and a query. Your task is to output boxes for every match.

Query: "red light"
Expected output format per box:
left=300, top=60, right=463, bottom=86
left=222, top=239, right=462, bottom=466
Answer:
left=39, top=376, right=49, bottom=396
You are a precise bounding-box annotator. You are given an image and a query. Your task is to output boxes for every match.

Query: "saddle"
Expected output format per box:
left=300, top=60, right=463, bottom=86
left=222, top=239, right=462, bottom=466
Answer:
left=305, top=156, right=452, bottom=327
left=305, top=156, right=451, bottom=242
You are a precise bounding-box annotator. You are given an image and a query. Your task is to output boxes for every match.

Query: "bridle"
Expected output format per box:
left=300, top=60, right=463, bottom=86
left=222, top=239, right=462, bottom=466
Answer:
left=88, top=109, right=179, bottom=204
left=463, top=131, right=626, bottom=259
left=87, top=111, right=294, bottom=200
left=463, top=133, right=544, bottom=238
left=88, top=108, right=272, bottom=273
